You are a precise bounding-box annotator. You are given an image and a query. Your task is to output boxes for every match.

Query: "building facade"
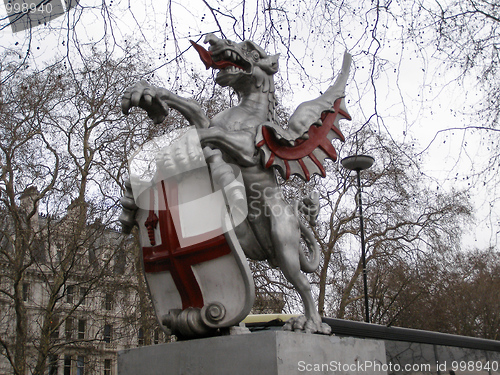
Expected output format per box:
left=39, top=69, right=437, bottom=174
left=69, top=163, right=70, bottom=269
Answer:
left=0, top=189, right=166, bottom=375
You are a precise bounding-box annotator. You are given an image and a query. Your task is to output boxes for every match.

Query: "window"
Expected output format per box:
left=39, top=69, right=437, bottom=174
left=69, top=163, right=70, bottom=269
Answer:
left=104, top=359, right=112, bottom=375
left=33, top=238, right=47, bottom=263
left=88, top=247, right=98, bottom=266
left=66, top=285, right=75, bottom=304
left=104, top=293, right=113, bottom=311
left=49, top=317, right=59, bottom=339
left=76, top=356, right=85, bottom=375
left=154, top=329, right=160, bottom=345
left=103, top=324, right=112, bottom=343
left=65, top=318, right=73, bottom=340
left=48, top=354, right=58, bottom=375
left=77, top=319, right=86, bottom=340
left=64, top=355, right=71, bottom=375
left=80, top=287, right=87, bottom=305
left=49, top=283, right=61, bottom=301
left=22, top=283, right=29, bottom=302
left=113, top=249, right=126, bottom=274
left=138, top=328, right=144, bottom=346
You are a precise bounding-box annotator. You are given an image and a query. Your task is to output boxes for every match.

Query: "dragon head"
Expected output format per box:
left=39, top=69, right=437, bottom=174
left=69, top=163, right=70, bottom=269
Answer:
left=191, top=34, right=279, bottom=94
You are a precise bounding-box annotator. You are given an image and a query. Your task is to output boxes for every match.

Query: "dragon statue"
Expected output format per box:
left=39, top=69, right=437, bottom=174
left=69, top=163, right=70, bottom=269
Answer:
left=121, top=33, right=351, bottom=335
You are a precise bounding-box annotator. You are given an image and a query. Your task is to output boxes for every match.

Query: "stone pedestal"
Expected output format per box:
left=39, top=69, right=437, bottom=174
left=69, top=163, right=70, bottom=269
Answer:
left=118, top=331, right=387, bottom=375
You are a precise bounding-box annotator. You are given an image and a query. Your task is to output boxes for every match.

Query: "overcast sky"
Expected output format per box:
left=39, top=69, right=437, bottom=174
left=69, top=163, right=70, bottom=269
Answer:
left=1, top=0, right=497, bottom=248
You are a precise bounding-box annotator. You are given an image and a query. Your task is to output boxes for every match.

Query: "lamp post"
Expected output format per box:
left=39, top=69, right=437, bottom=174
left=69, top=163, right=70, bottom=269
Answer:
left=341, top=154, right=374, bottom=323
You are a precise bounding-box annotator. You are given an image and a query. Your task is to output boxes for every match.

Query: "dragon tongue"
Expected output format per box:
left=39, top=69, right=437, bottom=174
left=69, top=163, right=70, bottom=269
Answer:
left=190, top=40, right=214, bottom=70
left=190, top=40, right=242, bottom=70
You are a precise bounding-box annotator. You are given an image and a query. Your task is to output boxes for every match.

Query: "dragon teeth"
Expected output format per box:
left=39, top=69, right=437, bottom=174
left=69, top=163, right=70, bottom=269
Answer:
left=224, top=65, right=244, bottom=72
left=221, top=50, right=243, bottom=65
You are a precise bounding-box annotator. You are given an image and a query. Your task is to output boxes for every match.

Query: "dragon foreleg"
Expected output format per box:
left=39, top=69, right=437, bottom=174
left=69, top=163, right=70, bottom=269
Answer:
left=155, top=88, right=211, bottom=129
left=196, top=127, right=258, bottom=167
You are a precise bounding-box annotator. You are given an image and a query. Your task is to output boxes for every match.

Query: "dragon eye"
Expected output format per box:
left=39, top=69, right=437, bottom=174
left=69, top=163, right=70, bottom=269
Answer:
left=250, top=50, right=259, bottom=61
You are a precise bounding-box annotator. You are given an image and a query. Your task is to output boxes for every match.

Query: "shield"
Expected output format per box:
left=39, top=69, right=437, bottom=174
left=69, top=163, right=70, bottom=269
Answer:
left=128, top=128, right=254, bottom=337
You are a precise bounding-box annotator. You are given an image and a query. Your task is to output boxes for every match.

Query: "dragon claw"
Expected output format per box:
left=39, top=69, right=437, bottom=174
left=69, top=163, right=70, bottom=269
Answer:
left=283, top=316, right=332, bottom=335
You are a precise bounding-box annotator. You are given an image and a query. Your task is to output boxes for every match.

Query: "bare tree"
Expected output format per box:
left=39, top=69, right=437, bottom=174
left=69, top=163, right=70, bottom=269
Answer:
left=256, top=126, right=472, bottom=322
left=313, top=127, right=472, bottom=321
left=1, top=0, right=498, bottom=347
left=417, top=0, right=499, bottom=126
left=378, top=247, right=500, bottom=340
left=0, top=47, right=166, bottom=374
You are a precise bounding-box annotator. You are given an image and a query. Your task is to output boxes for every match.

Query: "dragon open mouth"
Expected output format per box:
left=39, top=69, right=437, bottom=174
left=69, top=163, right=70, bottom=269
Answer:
left=190, top=40, right=250, bottom=73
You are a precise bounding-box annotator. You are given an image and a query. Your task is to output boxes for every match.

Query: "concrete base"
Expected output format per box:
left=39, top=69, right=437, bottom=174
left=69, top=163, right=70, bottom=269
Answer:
left=118, top=331, right=387, bottom=375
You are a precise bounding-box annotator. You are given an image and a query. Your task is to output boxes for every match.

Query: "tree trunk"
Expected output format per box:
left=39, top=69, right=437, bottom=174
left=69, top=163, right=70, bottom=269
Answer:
left=13, top=280, right=27, bottom=375
left=317, top=248, right=332, bottom=316
left=337, top=259, right=363, bottom=319
left=133, top=232, right=155, bottom=345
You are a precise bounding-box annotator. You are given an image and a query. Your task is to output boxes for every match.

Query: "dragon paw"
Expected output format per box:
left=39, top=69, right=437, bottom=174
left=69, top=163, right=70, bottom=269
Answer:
left=282, top=315, right=332, bottom=335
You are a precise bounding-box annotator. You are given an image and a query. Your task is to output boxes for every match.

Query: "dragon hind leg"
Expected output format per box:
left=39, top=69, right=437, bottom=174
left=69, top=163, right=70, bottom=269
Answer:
left=267, top=198, right=331, bottom=334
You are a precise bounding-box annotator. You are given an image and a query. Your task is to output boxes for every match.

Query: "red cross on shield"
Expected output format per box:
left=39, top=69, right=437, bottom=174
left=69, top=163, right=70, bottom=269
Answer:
left=131, top=132, right=254, bottom=334
left=142, top=178, right=232, bottom=309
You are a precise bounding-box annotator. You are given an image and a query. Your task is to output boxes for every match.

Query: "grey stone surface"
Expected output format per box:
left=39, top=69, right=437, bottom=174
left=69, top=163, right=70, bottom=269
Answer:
left=118, top=331, right=387, bottom=375
left=385, top=340, right=500, bottom=374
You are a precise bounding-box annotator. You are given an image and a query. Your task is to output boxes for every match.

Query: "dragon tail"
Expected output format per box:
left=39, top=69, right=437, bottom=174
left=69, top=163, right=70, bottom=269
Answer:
left=294, top=200, right=321, bottom=273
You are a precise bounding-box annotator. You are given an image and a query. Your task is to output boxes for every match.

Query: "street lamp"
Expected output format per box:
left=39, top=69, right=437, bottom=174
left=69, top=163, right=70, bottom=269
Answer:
left=341, top=154, right=374, bottom=323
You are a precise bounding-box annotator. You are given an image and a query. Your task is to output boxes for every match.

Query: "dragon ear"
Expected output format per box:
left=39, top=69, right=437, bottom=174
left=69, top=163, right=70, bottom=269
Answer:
left=260, top=54, right=280, bottom=75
